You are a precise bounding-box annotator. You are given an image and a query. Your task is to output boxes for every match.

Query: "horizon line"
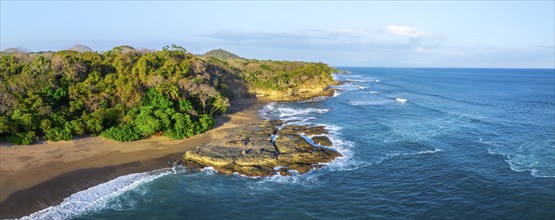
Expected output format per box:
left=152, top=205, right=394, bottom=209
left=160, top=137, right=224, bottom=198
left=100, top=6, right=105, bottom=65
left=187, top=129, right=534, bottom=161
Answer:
left=2, top=46, right=553, bottom=70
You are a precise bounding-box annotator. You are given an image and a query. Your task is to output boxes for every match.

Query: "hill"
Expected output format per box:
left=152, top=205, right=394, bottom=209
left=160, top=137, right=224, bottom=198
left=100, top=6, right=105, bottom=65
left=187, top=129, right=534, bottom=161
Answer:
left=202, top=49, right=243, bottom=60
left=2, top=47, right=29, bottom=54
left=68, top=44, right=92, bottom=52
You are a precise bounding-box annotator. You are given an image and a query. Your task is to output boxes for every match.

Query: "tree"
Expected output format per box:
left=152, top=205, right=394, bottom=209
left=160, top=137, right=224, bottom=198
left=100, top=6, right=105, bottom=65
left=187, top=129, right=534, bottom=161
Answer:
left=165, top=113, right=193, bottom=139
left=133, top=107, right=161, bottom=137
left=209, top=94, right=229, bottom=115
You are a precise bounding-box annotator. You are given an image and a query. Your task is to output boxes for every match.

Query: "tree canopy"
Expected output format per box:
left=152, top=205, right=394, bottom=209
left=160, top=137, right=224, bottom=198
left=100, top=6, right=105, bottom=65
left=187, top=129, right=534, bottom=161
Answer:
left=0, top=45, right=335, bottom=144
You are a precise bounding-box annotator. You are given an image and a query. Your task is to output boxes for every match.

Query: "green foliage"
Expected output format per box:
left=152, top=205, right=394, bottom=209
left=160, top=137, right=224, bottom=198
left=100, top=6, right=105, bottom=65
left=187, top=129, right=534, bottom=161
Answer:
left=0, top=116, right=10, bottom=134
left=196, top=114, right=215, bottom=133
left=0, top=45, right=334, bottom=144
left=45, top=126, right=72, bottom=141
left=209, top=94, right=229, bottom=115
left=7, top=131, right=35, bottom=145
left=101, top=124, right=141, bottom=142
left=164, top=113, right=194, bottom=139
left=69, top=119, right=86, bottom=136
left=226, top=59, right=335, bottom=91
left=179, top=100, right=193, bottom=112
left=133, top=107, right=161, bottom=137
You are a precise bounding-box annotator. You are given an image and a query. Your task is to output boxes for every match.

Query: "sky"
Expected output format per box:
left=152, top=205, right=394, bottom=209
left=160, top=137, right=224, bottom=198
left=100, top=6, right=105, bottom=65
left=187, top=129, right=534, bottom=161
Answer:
left=1, top=1, right=554, bottom=68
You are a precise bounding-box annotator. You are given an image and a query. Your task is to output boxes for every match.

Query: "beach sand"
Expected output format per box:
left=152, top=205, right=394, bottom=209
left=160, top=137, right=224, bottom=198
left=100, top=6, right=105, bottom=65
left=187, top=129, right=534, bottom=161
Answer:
left=0, top=98, right=268, bottom=218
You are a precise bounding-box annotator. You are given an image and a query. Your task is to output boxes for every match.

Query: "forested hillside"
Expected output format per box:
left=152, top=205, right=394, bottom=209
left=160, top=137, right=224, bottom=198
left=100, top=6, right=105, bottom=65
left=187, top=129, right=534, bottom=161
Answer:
left=0, top=45, right=335, bottom=144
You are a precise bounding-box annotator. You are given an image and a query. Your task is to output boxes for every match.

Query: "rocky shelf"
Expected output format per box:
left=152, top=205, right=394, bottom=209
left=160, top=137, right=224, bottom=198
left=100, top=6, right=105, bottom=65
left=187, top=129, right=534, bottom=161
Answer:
left=183, top=120, right=341, bottom=176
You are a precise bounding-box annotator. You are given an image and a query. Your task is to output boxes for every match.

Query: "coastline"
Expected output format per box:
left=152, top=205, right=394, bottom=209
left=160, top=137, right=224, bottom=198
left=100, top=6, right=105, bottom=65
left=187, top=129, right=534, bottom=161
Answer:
left=0, top=98, right=268, bottom=219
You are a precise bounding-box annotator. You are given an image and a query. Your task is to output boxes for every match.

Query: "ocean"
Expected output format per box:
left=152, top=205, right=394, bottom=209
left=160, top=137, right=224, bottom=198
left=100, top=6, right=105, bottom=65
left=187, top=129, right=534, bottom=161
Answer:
left=23, top=68, right=555, bottom=219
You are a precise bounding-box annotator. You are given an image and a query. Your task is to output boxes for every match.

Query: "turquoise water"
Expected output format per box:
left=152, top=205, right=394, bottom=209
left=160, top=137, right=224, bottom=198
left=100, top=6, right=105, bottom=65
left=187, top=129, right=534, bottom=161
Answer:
left=25, top=68, right=555, bottom=219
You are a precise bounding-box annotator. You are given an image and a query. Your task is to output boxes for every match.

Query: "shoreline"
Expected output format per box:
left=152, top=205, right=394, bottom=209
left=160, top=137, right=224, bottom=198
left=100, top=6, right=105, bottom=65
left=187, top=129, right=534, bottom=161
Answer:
left=0, top=98, right=268, bottom=219
left=0, top=154, right=180, bottom=219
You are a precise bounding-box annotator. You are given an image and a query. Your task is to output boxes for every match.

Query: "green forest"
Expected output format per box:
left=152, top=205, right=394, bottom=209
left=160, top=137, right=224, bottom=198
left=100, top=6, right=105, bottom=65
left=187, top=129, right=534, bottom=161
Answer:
left=0, top=45, right=335, bottom=145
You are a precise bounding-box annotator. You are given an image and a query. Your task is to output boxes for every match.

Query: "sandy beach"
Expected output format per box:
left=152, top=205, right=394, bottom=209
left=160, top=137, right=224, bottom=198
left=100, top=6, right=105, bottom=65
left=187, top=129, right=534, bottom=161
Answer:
left=0, top=98, right=267, bottom=218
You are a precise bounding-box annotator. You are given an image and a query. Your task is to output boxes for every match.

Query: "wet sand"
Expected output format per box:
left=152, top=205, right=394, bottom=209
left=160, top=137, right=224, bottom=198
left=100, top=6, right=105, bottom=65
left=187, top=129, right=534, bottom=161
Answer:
left=0, top=98, right=268, bottom=219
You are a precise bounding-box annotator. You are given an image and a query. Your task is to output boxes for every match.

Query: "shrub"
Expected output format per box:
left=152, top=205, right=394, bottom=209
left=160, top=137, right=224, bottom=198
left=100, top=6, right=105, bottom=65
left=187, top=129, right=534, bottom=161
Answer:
left=45, top=127, right=73, bottom=141
left=101, top=124, right=141, bottom=142
left=164, top=113, right=194, bottom=139
left=196, top=114, right=214, bottom=134
left=7, top=131, right=35, bottom=145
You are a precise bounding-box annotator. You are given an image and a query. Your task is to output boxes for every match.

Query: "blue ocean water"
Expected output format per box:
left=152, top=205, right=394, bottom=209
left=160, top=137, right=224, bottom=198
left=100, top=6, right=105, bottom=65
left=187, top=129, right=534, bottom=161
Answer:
left=25, top=68, right=555, bottom=219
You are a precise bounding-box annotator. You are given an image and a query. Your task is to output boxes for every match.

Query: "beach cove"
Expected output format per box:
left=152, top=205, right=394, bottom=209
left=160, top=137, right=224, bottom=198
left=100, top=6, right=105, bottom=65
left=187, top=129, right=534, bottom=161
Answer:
left=0, top=98, right=268, bottom=218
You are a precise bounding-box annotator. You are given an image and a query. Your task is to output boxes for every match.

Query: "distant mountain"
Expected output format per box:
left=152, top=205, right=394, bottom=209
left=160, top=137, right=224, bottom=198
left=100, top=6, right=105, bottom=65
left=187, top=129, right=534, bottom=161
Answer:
left=202, top=49, right=243, bottom=60
left=2, top=47, right=29, bottom=54
left=68, top=44, right=92, bottom=52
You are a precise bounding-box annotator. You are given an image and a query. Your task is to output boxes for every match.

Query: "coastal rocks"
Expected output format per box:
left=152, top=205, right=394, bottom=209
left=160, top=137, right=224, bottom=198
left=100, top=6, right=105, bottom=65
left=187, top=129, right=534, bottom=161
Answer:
left=183, top=120, right=341, bottom=176
left=278, top=125, right=329, bottom=136
left=311, top=136, right=333, bottom=147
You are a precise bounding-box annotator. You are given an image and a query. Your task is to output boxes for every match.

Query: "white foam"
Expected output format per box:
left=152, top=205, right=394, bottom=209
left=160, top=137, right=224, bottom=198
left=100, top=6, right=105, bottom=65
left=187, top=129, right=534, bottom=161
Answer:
left=298, top=95, right=332, bottom=103
left=494, top=150, right=554, bottom=178
left=201, top=166, right=217, bottom=175
left=232, top=172, right=261, bottom=179
left=385, top=148, right=443, bottom=158
left=359, top=86, right=366, bottom=90
left=348, top=99, right=393, bottom=106
left=252, top=170, right=320, bottom=188
left=262, top=103, right=359, bottom=174
left=273, top=166, right=288, bottom=171
left=278, top=107, right=331, bottom=118
left=530, top=170, right=554, bottom=178
left=346, top=79, right=367, bottom=82
left=370, top=91, right=378, bottom=94
left=503, top=155, right=550, bottom=177
left=20, top=169, right=174, bottom=220
left=396, top=98, right=407, bottom=103
left=482, top=139, right=555, bottom=178
left=375, top=80, right=381, bottom=83
left=258, top=102, right=277, bottom=119
left=309, top=123, right=362, bottom=172
left=333, top=83, right=363, bottom=91
left=281, top=117, right=317, bottom=126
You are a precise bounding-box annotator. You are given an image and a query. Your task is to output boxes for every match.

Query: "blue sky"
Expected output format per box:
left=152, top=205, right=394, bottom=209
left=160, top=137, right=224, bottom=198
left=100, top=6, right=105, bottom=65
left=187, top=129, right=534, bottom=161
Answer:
left=1, top=1, right=554, bottom=68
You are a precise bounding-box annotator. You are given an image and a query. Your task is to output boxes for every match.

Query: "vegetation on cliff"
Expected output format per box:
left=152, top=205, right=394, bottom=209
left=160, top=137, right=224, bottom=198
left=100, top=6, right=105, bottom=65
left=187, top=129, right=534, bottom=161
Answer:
left=203, top=51, right=337, bottom=100
left=230, top=59, right=336, bottom=91
left=0, top=46, right=335, bottom=144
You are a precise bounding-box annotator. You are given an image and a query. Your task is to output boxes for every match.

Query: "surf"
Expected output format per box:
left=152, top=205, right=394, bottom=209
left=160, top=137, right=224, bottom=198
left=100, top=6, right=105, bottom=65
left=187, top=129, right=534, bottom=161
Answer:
left=20, top=169, right=175, bottom=220
left=395, top=97, right=407, bottom=103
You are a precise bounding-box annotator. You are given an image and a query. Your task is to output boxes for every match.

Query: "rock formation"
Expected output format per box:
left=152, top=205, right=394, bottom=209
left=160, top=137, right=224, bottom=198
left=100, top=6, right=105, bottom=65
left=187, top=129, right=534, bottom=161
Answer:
left=183, top=120, right=341, bottom=176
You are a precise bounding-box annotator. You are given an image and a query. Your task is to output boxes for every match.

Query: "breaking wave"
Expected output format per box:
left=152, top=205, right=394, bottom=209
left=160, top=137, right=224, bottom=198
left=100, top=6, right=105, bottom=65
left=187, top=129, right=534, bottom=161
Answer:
left=20, top=169, right=175, bottom=220
left=278, top=107, right=331, bottom=118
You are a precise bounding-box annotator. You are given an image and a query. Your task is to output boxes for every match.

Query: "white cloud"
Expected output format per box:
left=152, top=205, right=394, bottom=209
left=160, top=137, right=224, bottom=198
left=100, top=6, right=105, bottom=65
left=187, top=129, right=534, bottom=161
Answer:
left=386, top=25, right=424, bottom=38
left=202, top=28, right=413, bottom=50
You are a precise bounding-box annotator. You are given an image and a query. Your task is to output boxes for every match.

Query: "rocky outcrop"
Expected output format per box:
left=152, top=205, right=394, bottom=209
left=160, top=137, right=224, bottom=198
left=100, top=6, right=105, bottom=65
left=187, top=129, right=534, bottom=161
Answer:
left=253, top=87, right=336, bottom=102
left=183, top=120, right=341, bottom=176
left=311, top=136, right=333, bottom=147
